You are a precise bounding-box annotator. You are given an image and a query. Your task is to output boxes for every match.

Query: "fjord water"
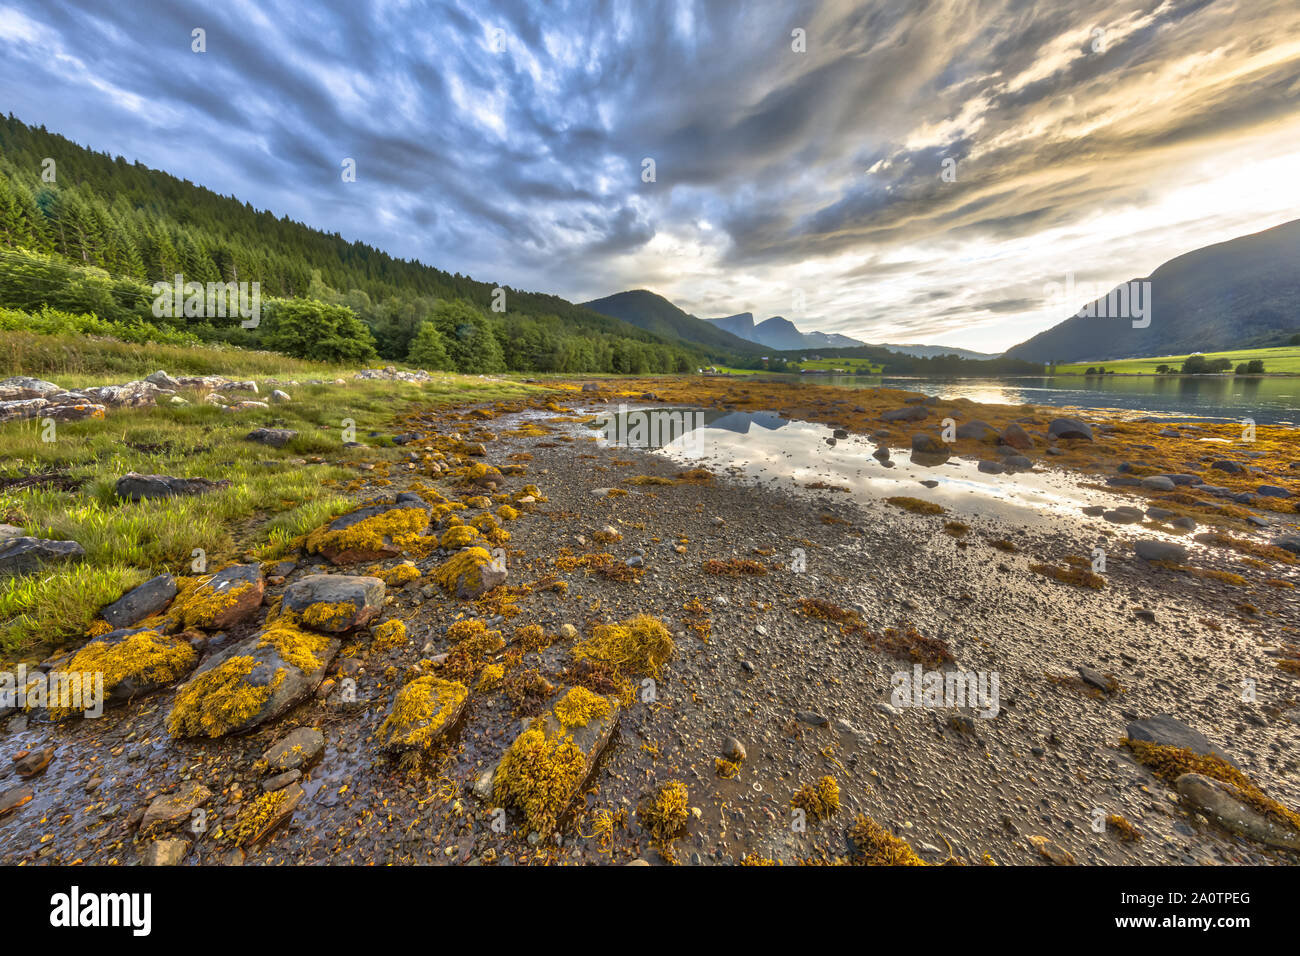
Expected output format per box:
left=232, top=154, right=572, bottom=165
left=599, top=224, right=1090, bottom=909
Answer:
left=762, top=374, right=1297, bottom=425
left=589, top=406, right=1165, bottom=531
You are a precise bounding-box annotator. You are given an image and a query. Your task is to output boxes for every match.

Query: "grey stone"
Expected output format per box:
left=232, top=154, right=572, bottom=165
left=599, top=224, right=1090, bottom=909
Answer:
left=246, top=427, right=298, bottom=448
left=116, top=472, right=231, bottom=501
left=260, top=727, right=326, bottom=772
left=1048, top=418, right=1093, bottom=441
left=102, top=573, right=178, bottom=629
left=1175, top=774, right=1300, bottom=850
left=0, top=536, right=85, bottom=576
left=281, top=574, right=385, bottom=632
left=1133, top=540, right=1188, bottom=563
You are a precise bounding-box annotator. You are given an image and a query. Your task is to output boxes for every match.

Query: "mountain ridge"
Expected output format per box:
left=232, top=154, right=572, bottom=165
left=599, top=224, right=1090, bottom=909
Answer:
left=1005, top=218, right=1300, bottom=362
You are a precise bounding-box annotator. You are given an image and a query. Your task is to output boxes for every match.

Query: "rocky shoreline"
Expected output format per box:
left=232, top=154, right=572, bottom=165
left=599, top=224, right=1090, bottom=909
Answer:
left=1, top=377, right=1298, bottom=865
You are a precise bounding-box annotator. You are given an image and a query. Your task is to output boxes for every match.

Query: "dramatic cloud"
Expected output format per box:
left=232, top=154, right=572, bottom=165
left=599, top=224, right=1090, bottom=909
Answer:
left=3, top=0, right=1298, bottom=351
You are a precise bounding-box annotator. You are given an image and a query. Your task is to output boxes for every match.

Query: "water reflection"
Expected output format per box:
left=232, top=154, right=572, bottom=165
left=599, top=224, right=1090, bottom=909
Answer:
left=752, top=374, right=1296, bottom=425
left=592, top=407, right=1163, bottom=529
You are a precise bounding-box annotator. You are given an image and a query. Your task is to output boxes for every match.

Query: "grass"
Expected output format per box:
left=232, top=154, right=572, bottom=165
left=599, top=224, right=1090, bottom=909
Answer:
left=1, top=347, right=538, bottom=657
left=789, top=357, right=883, bottom=374
left=0, top=329, right=350, bottom=384
left=1055, top=345, right=1300, bottom=376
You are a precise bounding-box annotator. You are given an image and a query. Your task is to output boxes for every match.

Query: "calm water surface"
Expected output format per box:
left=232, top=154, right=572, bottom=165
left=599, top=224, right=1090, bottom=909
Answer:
left=753, top=374, right=1298, bottom=425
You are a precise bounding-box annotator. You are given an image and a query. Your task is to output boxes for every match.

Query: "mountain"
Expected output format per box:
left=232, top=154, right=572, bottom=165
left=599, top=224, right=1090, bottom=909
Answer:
left=581, top=290, right=763, bottom=353
left=1005, top=219, right=1300, bottom=362
left=702, top=312, right=865, bottom=351
left=707, top=312, right=756, bottom=339
left=873, top=343, right=999, bottom=360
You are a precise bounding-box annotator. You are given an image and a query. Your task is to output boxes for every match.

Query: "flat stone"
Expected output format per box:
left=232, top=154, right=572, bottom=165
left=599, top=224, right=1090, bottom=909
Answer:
left=263, top=769, right=302, bottom=791
left=169, top=630, right=340, bottom=737
left=260, top=727, right=326, bottom=773
left=1126, top=715, right=1238, bottom=767
left=1175, top=773, right=1300, bottom=850
left=955, top=420, right=997, bottom=440
left=281, top=574, right=385, bottom=632
left=881, top=406, right=928, bottom=422
left=0, top=376, right=61, bottom=401
left=140, top=781, right=211, bottom=832
left=116, top=472, right=231, bottom=501
left=1140, top=475, right=1175, bottom=491
left=102, top=573, right=178, bottom=629
left=1133, top=540, right=1187, bottom=563
left=246, top=428, right=298, bottom=448
left=0, top=537, right=85, bottom=576
left=0, top=783, right=35, bottom=818
left=42, top=404, right=107, bottom=422
left=1048, top=418, right=1093, bottom=441
left=144, top=838, right=189, bottom=866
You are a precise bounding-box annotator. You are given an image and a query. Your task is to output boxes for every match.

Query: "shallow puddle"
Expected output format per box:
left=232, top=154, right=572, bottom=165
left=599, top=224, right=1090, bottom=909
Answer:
left=584, top=406, right=1177, bottom=531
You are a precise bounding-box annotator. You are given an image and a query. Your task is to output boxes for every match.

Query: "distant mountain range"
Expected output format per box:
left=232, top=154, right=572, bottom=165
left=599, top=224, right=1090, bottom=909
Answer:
left=1005, top=218, right=1300, bottom=362
left=702, top=312, right=864, bottom=351
left=583, top=289, right=999, bottom=360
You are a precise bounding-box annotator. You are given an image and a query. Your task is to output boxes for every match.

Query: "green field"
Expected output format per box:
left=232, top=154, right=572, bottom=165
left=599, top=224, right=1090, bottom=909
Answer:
left=787, top=357, right=883, bottom=374
left=1055, top=345, right=1300, bottom=376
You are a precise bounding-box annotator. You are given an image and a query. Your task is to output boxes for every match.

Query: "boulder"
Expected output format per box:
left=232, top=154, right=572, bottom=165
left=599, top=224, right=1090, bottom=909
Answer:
left=1257, top=485, right=1292, bottom=498
left=1048, top=418, right=1093, bottom=441
left=1102, top=507, right=1143, bottom=524
left=1125, top=715, right=1238, bottom=767
left=81, top=381, right=160, bottom=407
left=1210, top=459, right=1244, bottom=474
left=0, top=536, right=85, bottom=576
left=977, top=460, right=1005, bottom=474
left=246, top=428, right=298, bottom=448
left=0, top=376, right=61, bottom=401
left=487, top=689, right=621, bottom=836
left=170, top=564, right=264, bottom=630
left=102, top=573, right=178, bottom=629
left=145, top=370, right=182, bottom=389
left=223, top=401, right=269, bottom=412
left=377, top=677, right=470, bottom=751
left=270, top=390, right=291, bottom=404
left=281, top=574, right=385, bottom=632
left=167, top=626, right=341, bottom=737
left=432, top=547, right=507, bottom=599
left=955, top=420, right=997, bottom=440
left=909, top=433, right=948, bottom=460
left=306, top=495, right=430, bottom=565
left=1000, top=423, right=1033, bottom=450
left=116, top=472, right=231, bottom=501
left=42, top=404, right=107, bottom=422
left=1133, top=540, right=1188, bottom=563
left=46, top=626, right=197, bottom=715
left=881, top=406, right=928, bottom=422
left=1175, top=774, right=1300, bottom=850
left=0, top=398, right=49, bottom=423
left=1140, top=475, right=1176, bottom=491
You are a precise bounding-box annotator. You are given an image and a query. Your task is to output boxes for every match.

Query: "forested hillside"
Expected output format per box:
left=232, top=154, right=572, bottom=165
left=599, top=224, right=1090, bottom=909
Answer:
left=0, top=115, right=704, bottom=372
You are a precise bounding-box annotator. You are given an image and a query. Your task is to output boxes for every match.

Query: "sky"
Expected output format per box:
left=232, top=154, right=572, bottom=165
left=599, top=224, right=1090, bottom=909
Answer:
left=2, top=0, right=1298, bottom=353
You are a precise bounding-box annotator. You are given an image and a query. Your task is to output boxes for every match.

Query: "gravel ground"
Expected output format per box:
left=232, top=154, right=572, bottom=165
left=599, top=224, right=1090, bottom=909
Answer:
left=2, top=389, right=1298, bottom=866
